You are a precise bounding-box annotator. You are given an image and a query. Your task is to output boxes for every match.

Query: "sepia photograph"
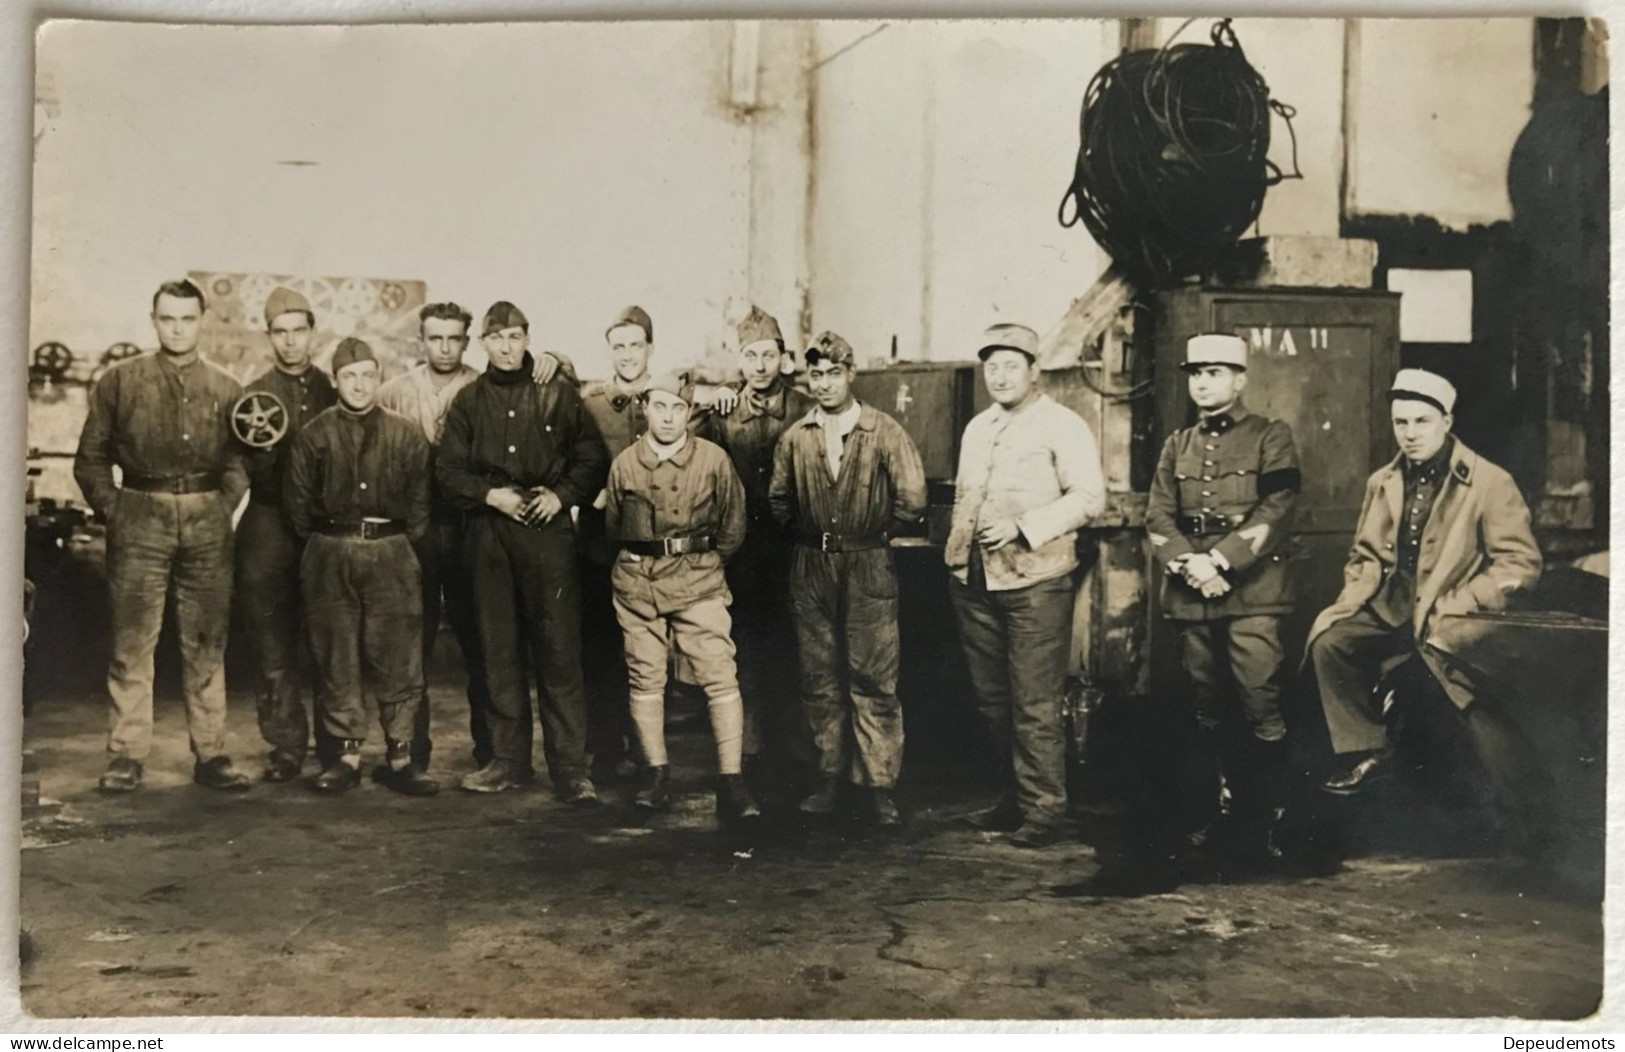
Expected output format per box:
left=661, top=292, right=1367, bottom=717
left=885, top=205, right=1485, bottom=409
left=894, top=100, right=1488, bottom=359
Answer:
left=13, top=9, right=1611, bottom=1024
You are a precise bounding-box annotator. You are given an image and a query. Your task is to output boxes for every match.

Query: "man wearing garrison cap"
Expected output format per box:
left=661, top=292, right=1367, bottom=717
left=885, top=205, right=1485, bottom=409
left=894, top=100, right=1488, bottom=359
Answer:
left=695, top=305, right=819, bottom=799
left=1306, top=368, right=1547, bottom=847
left=603, top=369, right=756, bottom=824
left=284, top=337, right=436, bottom=795
left=237, top=286, right=340, bottom=784
left=436, top=301, right=610, bottom=801
left=377, top=302, right=577, bottom=775
left=946, top=323, right=1104, bottom=848
left=1145, top=333, right=1301, bottom=864
left=769, top=330, right=927, bottom=827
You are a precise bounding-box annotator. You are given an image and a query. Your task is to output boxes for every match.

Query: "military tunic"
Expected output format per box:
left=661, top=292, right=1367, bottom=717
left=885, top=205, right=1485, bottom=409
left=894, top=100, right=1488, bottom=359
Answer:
left=1145, top=405, right=1300, bottom=741
left=605, top=435, right=748, bottom=774
left=236, top=365, right=337, bottom=766
left=285, top=404, right=432, bottom=749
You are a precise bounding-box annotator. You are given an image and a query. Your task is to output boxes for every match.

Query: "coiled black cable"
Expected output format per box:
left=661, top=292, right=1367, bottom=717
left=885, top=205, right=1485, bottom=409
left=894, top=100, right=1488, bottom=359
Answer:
left=1059, top=19, right=1301, bottom=289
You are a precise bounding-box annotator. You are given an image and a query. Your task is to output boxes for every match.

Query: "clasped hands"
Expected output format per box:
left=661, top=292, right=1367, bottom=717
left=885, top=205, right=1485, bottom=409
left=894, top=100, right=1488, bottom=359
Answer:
left=1174, top=553, right=1232, bottom=599
left=487, top=485, right=563, bottom=527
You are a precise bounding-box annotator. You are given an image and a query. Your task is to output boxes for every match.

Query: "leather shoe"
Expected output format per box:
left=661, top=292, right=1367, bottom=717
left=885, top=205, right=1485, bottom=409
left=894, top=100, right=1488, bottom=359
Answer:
left=870, top=789, right=903, bottom=828
left=634, top=765, right=671, bottom=811
left=263, top=750, right=302, bottom=784
left=194, top=756, right=251, bottom=792
left=460, top=760, right=522, bottom=793
left=717, top=774, right=761, bottom=823
left=372, top=762, right=440, bottom=797
left=961, top=797, right=1022, bottom=833
left=311, top=761, right=361, bottom=794
left=1321, top=749, right=1394, bottom=796
left=558, top=775, right=600, bottom=807
left=1007, top=822, right=1067, bottom=849
left=798, top=779, right=840, bottom=815
left=98, top=756, right=143, bottom=793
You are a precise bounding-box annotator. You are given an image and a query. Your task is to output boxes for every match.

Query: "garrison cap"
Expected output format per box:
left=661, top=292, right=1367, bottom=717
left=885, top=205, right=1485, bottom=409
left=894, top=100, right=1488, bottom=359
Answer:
left=805, top=331, right=856, bottom=369
left=263, top=287, right=313, bottom=326
left=1390, top=368, right=1457, bottom=415
left=976, top=323, right=1040, bottom=363
left=737, top=306, right=784, bottom=351
left=607, top=305, right=653, bottom=342
left=1182, top=333, right=1248, bottom=372
left=331, top=337, right=377, bottom=375
left=482, top=301, right=529, bottom=337
left=642, top=369, right=695, bottom=405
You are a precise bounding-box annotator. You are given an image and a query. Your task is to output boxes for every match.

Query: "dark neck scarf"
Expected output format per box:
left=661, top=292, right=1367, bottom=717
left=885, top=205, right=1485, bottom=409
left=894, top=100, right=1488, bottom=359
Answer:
left=487, top=353, right=534, bottom=387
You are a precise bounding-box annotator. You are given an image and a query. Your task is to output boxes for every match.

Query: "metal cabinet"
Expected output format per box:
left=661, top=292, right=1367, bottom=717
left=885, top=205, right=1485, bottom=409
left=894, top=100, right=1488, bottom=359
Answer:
left=851, top=362, right=979, bottom=481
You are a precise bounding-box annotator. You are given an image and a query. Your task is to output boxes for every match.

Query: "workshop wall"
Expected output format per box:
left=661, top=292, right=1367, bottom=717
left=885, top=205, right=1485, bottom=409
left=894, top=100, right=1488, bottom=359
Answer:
left=809, top=21, right=1117, bottom=364
left=805, top=18, right=1539, bottom=363
left=30, top=21, right=760, bottom=382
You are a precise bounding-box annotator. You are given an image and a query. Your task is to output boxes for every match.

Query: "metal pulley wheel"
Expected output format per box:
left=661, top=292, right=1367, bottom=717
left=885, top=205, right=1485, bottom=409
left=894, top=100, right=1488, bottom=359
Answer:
left=231, top=390, right=290, bottom=448
left=32, top=342, right=73, bottom=378
left=102, top=342, right=143, bottom=366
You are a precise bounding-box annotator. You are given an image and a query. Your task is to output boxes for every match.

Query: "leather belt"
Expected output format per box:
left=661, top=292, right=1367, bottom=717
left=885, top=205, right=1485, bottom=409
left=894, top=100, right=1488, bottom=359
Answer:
left=1176, top=513, right=1242, bottom=537
left=621, top=535, right=717, bottom=557
left=795, top=531, right=888, bottom=553
left=123, top=471, right=222, bottom=495
left=316, top=519, right=406, bottom=540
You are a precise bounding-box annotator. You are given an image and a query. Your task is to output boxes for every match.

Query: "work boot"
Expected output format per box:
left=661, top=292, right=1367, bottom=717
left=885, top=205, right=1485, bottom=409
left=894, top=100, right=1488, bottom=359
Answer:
left=870, top=788, right=903, bottom=828
left=312, top=759, right=362, bottom=794
left=1007, top=820, right=1068, bottom=850
left=961, top=795, right=1022, bottom=832
left=98, top=756, right=142, bottom=794
left=797, top=777, right=840, bottom=816
left=460, top=760, right=522, bottom=794
left=373, top=762, right=440, bottom=797
left=558, top=774, right=600, bottom=807
left=193, top=756, right=251, bottom=792
left=634, top=765, right=672, bottom=811
left=263, top=749, right=302, bottom=784
left=716, top=774, right=761, bottom=824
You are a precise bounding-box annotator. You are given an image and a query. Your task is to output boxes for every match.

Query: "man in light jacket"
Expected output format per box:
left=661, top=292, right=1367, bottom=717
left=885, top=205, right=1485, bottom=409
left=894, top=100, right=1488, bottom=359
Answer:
left=946, top=323, right=1106, bottom=848
left=1307, top=369, right=1549, bottom=849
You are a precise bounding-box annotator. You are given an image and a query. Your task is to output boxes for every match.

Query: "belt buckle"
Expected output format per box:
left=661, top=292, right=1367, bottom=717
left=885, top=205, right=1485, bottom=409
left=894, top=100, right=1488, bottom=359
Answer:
left=820, top=532, right=834, bottom=553
left=1194, top=513, right=1209, bottom=535
left=662, top=537, right=680, bottom=557
left=360, top=521, right=380, bottom=541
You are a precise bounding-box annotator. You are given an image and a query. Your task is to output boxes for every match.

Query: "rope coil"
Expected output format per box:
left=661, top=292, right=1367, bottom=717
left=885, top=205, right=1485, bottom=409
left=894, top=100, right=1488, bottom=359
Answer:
left=1059, top=19, right=1302, bottom=289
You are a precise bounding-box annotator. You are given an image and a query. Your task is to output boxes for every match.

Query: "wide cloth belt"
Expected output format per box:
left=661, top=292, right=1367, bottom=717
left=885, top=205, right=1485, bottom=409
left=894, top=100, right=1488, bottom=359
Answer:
left=123, top=471, right=222, bottom=495
left=316, top=519, right=406, bottom=540
left=794, top=531, right=888, bottom=553
left=1176, top=512, right=1243, bottom=537
left=620, top=536, right=717, bottom=557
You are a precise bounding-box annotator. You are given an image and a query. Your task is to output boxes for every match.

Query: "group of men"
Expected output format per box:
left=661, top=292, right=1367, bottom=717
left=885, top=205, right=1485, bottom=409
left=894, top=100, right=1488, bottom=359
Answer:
left=71, top=276, right=1547, bottom=857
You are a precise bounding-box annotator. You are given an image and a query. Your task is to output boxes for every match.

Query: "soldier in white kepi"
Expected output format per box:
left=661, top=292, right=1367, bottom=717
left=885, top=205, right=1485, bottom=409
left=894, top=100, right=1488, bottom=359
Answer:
left=1146, top=333, right=1301, bottom=862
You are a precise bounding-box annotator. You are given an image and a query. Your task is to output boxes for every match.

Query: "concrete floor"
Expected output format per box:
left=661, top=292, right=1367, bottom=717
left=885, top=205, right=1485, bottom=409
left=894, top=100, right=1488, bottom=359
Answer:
left=19, top=676, right=1604, bottom=1022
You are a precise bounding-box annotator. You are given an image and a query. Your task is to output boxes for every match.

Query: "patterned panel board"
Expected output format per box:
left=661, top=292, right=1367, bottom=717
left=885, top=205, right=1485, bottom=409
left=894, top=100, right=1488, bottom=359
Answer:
left=189, top=271, right=428, bottom=383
